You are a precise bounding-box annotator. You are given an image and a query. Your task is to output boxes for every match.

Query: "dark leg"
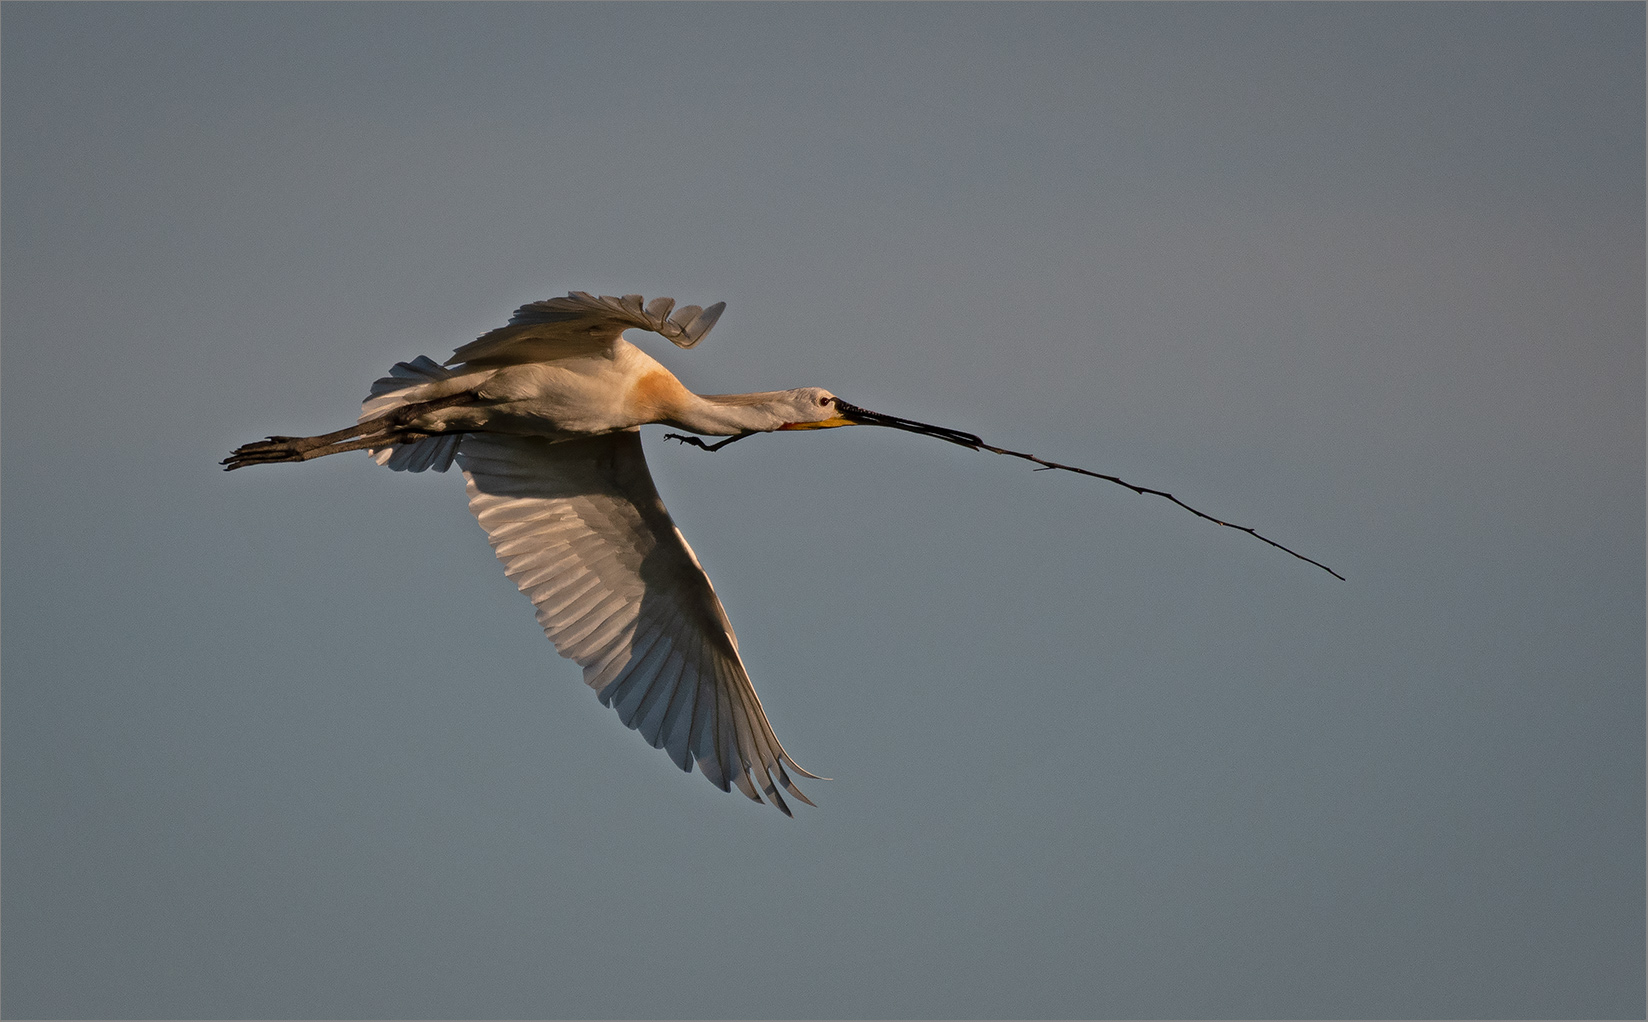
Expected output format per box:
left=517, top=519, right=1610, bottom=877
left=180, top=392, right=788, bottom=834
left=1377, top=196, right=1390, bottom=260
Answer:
left=664, top=432, right=753, bottom=452
left=222, top=433, right=397, bottom=470
left=223, top=393, right=472, bottom=471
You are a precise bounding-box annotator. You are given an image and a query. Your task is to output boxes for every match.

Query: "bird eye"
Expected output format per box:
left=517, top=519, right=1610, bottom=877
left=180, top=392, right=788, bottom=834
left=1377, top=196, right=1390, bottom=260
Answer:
left=818, top=396, right=830, bottom=406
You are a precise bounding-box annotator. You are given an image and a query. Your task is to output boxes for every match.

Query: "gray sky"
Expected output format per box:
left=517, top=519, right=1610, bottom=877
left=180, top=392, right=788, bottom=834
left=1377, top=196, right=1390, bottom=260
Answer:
left=3, top=4, right=1642, bottom=1018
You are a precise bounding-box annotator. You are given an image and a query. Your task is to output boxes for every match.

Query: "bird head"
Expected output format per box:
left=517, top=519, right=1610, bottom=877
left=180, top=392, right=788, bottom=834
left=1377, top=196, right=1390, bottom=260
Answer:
left=773, top=388, right=857, bottom=430
left=777, top=390, right=986, bottom=450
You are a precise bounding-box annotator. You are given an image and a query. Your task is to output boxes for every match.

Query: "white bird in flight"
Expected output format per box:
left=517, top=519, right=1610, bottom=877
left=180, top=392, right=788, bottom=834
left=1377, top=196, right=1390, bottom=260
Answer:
left=226, top=291, right=1340, bottom=815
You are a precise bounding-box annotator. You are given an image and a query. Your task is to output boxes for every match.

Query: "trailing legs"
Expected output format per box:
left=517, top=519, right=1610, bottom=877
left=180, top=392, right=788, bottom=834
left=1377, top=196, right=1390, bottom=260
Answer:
left=222, top=393, right=472, bottom=471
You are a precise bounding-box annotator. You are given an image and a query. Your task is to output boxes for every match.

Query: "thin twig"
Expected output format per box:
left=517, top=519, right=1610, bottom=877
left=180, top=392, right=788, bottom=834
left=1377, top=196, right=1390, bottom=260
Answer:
left=972, top=438, right=1344, bottom=581
left=830, top=401, right=1345, bottom=581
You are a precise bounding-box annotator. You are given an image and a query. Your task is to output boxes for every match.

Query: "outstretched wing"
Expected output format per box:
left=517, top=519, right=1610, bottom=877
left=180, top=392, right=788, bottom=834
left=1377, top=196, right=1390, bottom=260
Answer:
left=447, top=292, right=726, bottom=368
left=457, top=431, right=818, bottom=814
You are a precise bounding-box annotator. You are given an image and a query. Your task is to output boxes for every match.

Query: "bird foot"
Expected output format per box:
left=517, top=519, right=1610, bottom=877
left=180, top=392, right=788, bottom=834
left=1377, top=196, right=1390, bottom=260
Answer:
left=664, top=433, right=751, bottom=453
left=222, top=440, right=303, bottom=470
left=222, top=431, right=395, bottom=471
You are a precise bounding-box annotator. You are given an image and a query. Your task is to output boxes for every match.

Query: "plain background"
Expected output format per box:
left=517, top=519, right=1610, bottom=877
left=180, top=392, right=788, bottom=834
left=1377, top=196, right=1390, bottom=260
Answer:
left=4, top=4, right=1643, bottom=1018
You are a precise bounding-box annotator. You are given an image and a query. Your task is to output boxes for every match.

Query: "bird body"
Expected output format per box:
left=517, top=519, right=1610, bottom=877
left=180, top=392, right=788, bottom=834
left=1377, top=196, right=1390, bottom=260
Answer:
left=365, top=336, right=841, bottom=448
left=228, top=292, right=852, bottom=815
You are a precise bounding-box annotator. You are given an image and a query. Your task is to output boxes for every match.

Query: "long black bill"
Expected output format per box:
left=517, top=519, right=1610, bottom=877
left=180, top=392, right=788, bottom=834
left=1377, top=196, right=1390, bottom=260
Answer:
left=833, top=400, right=989, bottom=450
left=832, top=399, right=1344, bottom=581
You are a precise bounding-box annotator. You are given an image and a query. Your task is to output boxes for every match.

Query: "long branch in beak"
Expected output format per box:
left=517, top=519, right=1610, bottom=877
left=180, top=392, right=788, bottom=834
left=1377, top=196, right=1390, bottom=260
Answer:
left=823, top=398, right=1345, bottom=581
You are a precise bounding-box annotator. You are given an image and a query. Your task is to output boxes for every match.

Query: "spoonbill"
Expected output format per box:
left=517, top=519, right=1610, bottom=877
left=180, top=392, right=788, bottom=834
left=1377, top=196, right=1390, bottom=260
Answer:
left=225, top=291, right=1338, bottom=815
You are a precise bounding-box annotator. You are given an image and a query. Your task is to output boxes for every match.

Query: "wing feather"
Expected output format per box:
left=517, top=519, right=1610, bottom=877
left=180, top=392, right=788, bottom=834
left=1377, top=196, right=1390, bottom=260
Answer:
left=554, top=592, right=635, bottom=658
left=459, top=431, right=813, bottom=811
left=617, top=644, right=679, bottom=729
left=722, top=665, right=783, bottom=813
left=658, top=636, right=705, bottom=771
left=689, top=651, right=726, bottom=781
left=598, top=615, right=679, bottom=713
left=446, top=292, right=728, bottom=367
left=635, top=645, right=692, bottom=750
left=582, top=635, right=638, bottom=695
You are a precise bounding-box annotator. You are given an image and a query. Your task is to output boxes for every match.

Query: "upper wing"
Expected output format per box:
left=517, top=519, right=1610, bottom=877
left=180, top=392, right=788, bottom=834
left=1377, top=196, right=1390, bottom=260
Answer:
left=457, top=430, right=818, bottom=814
left=446, top=292, right=726, bottom=368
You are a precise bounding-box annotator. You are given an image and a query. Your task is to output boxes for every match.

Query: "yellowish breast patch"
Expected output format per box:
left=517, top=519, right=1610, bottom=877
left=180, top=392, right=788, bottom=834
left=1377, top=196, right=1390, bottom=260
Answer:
left=629, top=369, right=692, bottom=421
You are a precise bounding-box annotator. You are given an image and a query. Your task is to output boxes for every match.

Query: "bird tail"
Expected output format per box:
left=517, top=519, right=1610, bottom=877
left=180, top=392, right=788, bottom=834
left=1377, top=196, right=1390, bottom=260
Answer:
left=360, top=356, right=464, bottom=472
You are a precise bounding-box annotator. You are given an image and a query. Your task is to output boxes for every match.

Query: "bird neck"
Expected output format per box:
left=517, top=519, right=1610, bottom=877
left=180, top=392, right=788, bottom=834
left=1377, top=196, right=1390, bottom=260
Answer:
left=622, top=351, right=798, bottom=435
left=669, top=391, right=798, bottom=436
